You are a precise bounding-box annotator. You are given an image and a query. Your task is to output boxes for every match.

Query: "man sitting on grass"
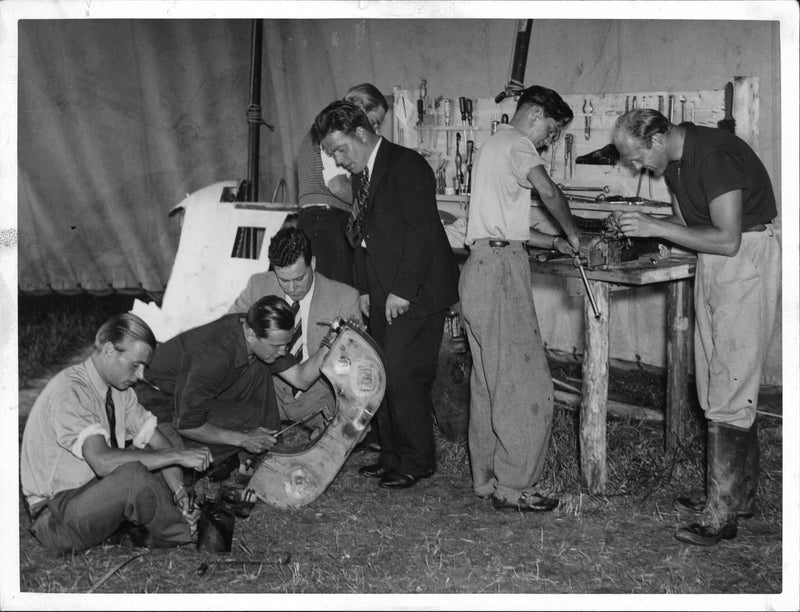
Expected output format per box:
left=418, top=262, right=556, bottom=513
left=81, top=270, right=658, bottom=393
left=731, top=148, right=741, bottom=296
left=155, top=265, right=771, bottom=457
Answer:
left=20, top=313, right=212, bottom=553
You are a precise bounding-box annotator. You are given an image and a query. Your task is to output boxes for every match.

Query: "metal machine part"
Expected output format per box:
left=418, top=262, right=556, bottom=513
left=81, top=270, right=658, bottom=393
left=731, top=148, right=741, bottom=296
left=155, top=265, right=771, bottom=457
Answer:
left=249, top=318, right=386, bottom=508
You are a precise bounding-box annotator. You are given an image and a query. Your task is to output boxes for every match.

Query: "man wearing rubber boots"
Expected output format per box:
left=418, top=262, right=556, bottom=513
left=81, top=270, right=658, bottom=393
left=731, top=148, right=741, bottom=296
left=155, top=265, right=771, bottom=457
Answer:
left=612, top=109, right=780, bottom=546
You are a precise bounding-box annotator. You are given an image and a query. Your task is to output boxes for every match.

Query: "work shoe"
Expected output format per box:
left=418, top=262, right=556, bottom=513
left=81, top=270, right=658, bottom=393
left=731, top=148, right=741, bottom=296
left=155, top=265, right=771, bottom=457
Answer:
left=674, top=519, right=738, bottom=546
left=491, top=492, right=559, bottom=512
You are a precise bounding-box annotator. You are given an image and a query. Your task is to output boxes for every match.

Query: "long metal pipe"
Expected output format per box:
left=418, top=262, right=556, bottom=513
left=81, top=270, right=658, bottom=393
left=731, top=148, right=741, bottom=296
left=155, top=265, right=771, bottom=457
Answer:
left=246, top=19, right=263, bottom=202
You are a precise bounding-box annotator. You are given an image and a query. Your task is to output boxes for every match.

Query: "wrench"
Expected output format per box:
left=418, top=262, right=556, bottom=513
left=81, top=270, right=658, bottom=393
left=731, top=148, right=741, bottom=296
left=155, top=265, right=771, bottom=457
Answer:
left=574, top=256, right=602, bottom=318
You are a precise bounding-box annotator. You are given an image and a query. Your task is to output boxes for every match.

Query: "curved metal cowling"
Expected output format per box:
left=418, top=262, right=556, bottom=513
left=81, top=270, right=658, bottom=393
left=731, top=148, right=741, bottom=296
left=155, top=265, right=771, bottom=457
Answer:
left=248, top=320, right=386, bottom=508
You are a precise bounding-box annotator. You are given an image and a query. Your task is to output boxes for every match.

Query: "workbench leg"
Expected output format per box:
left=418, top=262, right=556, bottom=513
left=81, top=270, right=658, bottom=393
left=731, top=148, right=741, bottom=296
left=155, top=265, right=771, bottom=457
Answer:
left=580, top=280, right=610, bottom=495
left=665, top=278, right=692, bottom=451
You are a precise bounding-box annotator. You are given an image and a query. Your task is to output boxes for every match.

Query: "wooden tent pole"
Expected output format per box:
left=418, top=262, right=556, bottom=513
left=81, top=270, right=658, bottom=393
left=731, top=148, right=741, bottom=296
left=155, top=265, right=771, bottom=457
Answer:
left=246, top=19, right=264, bottom=202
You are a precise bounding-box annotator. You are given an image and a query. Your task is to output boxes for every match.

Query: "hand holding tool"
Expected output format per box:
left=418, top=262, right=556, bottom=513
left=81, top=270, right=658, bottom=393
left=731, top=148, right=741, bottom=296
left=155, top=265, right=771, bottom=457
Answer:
left=573, top=255, right=601, bottom=318
left=583, top=99, right=593, bottom=140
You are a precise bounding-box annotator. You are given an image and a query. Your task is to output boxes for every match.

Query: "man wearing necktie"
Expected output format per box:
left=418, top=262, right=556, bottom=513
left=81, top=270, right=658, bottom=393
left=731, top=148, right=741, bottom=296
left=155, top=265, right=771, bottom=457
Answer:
left=313, top=100, right=460, bottom=489
left=228, top=227, right=363, bottom=436
left=20, top=314, right=212, bottom=553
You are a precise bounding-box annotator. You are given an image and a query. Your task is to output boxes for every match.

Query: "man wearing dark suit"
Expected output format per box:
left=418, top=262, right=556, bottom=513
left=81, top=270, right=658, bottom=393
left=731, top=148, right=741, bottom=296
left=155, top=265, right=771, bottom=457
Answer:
left=229, top=227, right=363, bottom=434
left=312, top=100, right=460, bottom=489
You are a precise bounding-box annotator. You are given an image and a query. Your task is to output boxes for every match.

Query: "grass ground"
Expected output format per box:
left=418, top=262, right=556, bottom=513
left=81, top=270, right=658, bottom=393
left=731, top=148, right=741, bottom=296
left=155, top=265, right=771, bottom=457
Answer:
left=12, top=293, right=789, bottom=609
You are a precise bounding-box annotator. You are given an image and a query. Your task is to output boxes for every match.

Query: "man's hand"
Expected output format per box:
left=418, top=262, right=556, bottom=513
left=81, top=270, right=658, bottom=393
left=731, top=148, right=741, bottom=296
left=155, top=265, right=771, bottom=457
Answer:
left=359, top=294, right=370, bottom=318
left=617, top=211, right=660, bottom=238
left=239, top=427, right=278, bottom=454
left=177, top=447, right=212, bottom=472
left=385, top=293, right=410, bottom=325
left=173, top=487, right=201, bottom=535
left=565, top=232, right=581, bottom=253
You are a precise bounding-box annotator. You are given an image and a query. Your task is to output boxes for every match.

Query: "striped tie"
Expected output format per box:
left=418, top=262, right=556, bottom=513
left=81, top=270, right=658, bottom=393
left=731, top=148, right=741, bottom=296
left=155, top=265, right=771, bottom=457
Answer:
left=105, top=387, right=118, bottom=448
left=346, top=167, right=370, bottom=248
left=289, top=300, right=303, bottom=362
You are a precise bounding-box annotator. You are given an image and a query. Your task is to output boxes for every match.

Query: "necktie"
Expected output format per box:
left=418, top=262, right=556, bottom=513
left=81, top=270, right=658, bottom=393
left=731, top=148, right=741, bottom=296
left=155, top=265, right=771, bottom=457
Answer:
left=105, top=387, right=118, bottom=448
left=346, top=167, right=370, bottom=248
left=289, top=299, right=303, bottom=362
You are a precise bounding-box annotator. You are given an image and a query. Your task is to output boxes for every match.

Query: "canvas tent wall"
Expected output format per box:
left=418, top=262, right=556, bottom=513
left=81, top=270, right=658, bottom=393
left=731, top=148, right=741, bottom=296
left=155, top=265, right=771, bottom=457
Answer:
left=12, top=10, right=788, bottom=383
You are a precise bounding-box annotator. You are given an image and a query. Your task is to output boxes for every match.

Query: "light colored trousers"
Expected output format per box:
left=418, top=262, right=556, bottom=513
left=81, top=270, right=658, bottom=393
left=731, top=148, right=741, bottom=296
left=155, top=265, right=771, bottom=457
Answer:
left=695, top=226, right=781, bottom=428
left=459, top=242, right=554, bottom=500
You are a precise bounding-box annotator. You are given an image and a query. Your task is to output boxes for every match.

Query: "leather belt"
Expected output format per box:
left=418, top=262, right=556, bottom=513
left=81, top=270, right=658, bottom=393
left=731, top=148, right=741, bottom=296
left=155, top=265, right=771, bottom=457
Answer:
left=743, top=224, right=767, bottom=233
left=300, top=203, right=331, bottom=210
left=488, top=240, right=510, bottom=247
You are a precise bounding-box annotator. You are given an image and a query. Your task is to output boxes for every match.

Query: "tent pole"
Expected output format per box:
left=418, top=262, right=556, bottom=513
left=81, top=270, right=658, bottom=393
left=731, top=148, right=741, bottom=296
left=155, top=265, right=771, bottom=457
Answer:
left=246, top=19, right=264, bottom=202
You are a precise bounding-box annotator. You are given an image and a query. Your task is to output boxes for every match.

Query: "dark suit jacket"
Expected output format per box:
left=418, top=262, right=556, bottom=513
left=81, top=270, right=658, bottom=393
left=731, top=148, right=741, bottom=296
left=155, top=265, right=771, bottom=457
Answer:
left=354, top=139, right=459, bottom=317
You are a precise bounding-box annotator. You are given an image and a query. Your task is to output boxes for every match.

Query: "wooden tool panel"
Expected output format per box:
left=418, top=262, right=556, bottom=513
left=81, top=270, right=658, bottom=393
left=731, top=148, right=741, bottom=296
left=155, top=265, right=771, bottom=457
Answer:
left=391, top=77, right=759, bottom=221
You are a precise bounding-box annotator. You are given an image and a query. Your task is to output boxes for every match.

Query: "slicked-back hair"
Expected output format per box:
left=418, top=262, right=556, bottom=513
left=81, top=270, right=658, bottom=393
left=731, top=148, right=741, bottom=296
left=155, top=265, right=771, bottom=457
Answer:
left=515, top=85, right=574, bottom=125
left=268, top=227, right=312, bottom=268
left=312, top=100, right=373, bottom=146
left=246, top=295, right=295, bottom=338
left=95, top=313, right=156, bottom=351
left=344, top=83, right=389, bottom=116
left=613, top=109, right=671, bottom=149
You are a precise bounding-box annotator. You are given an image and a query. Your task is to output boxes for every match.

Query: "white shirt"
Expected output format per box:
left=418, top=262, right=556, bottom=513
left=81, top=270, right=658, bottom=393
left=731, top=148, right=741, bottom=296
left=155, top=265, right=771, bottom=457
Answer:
left=287, top=273, right=315, bottom=357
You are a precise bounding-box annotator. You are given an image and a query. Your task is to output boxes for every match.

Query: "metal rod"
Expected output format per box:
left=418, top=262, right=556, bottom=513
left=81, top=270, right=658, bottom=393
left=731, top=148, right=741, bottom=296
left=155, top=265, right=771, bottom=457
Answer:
left=575, top=258, right=602, bottom=318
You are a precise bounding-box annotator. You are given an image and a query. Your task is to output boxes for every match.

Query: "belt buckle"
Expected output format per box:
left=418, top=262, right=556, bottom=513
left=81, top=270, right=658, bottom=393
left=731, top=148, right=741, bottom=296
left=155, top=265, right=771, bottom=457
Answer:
left=489, top=240, right=509, bottom=247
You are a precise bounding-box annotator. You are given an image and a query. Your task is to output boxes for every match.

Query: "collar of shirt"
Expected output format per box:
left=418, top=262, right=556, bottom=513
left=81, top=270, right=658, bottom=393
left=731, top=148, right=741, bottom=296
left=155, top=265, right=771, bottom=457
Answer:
left=365, top=137, right=382, bottom=179
left=86, top=355, right=112, bottom=404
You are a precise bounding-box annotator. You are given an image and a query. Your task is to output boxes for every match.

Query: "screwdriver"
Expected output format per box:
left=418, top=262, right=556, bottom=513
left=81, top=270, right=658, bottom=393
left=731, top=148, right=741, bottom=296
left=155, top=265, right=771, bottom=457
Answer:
left=443, top=98, right=452, bottom=154
left=465, top=140, right=474, bottom=194
left=455, top=132, right=463, bottom=194
left=417, top=98, right=424, bottom=144
left=459, top=96, right=467, bottom=141
left=465, top=98, right=474, bottom=139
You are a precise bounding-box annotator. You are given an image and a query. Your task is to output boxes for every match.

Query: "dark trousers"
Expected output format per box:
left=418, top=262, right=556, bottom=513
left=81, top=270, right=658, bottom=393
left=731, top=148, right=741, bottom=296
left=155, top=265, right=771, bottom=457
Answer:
left=367, top=278, right=446, bottom=476
left=297, top=206, right=355, bottom=287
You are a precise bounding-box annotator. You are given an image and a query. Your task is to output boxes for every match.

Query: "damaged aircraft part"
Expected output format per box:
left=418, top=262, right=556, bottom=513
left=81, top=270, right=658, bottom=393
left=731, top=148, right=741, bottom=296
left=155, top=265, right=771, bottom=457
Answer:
left=249, top=318, right=386, bottom=508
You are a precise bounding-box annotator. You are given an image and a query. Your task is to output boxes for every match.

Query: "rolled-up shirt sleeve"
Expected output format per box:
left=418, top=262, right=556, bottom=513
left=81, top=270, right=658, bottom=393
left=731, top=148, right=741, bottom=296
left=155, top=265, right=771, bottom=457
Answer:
left=53, top=384, right=110, bottom=459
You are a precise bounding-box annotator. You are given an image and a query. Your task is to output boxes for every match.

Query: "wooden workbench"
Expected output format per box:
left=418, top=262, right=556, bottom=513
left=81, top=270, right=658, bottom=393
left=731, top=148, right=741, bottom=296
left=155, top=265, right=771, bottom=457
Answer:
left=530, top=252, right=697, bottom=495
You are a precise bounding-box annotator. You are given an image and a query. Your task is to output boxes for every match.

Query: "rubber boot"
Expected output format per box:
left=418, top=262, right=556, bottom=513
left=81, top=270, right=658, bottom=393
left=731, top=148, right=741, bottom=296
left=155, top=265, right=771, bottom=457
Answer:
left=674, top=421, right=747, bottom=546
left=673, top=419, right=758, bottom=519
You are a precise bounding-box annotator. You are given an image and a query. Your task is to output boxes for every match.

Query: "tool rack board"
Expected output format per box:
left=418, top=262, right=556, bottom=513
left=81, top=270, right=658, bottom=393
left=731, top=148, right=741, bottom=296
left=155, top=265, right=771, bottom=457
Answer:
left=390, top=77, right=759, bottom=222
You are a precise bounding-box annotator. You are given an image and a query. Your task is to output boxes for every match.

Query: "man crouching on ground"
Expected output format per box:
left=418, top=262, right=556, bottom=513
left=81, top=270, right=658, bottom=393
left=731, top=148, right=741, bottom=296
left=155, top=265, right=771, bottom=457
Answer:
left=20, top=313, right=212, bottom=553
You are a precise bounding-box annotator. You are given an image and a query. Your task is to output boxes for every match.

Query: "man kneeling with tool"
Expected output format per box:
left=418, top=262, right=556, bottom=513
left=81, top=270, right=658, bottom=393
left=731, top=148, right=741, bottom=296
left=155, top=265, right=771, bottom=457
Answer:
left=137, top=295, right=336, bottom=484
left=21, top=314, right=212, bottom=553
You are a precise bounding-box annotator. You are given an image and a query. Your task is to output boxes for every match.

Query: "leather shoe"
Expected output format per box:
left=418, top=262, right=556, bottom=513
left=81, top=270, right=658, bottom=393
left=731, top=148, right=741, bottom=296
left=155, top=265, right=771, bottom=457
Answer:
left=673, top=494, right=754, bottom=519
left=491, top=492, right=559, bottom=512
left=358, top=463, right=390, bottom=478
left=674, top=520, right=738, bottom=546
left=378, top=468, right=434, bottom=489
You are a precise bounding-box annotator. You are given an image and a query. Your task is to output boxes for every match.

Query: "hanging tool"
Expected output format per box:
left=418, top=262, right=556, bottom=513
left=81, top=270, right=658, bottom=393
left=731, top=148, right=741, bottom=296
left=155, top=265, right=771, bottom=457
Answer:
left=501, top=113, right=509, bottom=124
left=667, top=94, right=675, bottom=123
left=718, top=81, right=736, bottom=134
left=458, top=96, right=467, bottom=142
left=549, top=138, right=558, bottom=175
left=631, top=96, right=638, bottom=110
left=416, top=98, right=424, bottom=144
left=679, top=95, right=687, bottom=123
left=563, top=133, right=574, bottom=181
left=443, top=98, right=452, bottom=154
left=657, top=95, right=664, bottom=115
left=465, top=98, right=474, bottom=140
left=625, top=96, right=630, bottom=113
left=465, top=140, right=474, bottom=194
left=420, top=79, right=428, bottom=113
left=574, top=255, right=602, bottom=318
left=455, top=132, right=464, bottom=194
left=583, top=98, right=593, bottom=140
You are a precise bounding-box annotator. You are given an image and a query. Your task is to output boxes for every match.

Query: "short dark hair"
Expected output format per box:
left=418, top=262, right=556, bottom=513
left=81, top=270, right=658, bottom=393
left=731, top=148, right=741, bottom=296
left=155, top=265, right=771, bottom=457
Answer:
left=515, top=85, right=574, bottom=125
left=95, top=313, right=156, bottom=351
left=245, top=295, right=294, bottom=338
left=311, top=100, right=373, bottom=146
left=268, top=227, right=312, bottom=269
left=613, top=109, right=671, bottom=149
left=344, top=83, right=388, bottom=115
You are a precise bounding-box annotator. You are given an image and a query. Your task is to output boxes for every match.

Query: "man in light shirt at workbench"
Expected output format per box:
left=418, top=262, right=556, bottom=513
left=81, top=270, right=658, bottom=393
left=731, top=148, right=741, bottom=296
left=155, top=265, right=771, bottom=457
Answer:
left=460, top=85, right=580, bottom=512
